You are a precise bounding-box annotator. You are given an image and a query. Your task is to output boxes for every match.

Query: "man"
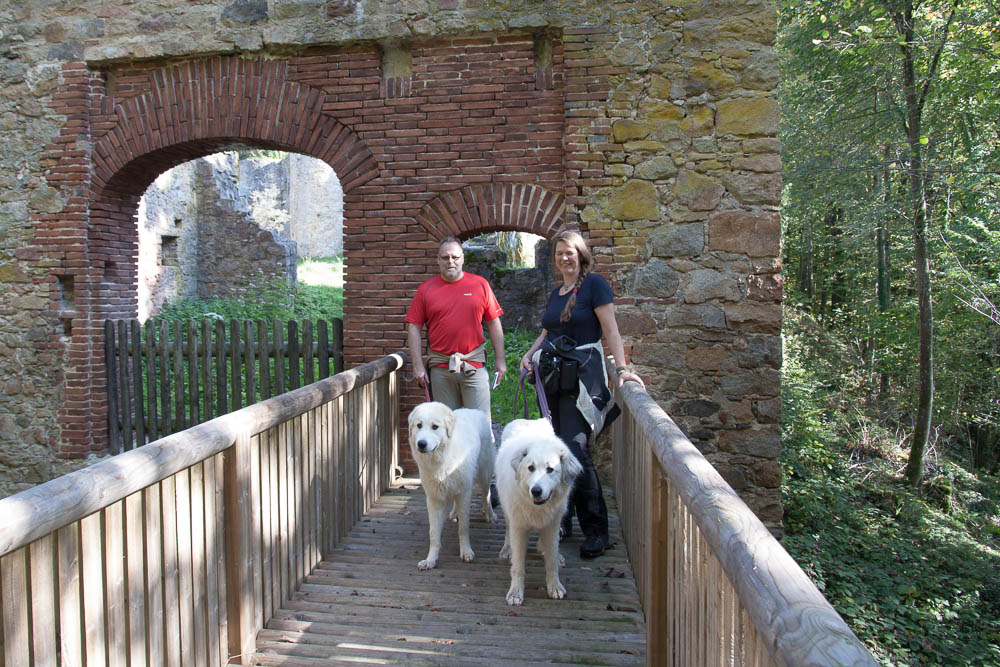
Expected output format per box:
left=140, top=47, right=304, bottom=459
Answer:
left=406, top=237, right=506, bottom=418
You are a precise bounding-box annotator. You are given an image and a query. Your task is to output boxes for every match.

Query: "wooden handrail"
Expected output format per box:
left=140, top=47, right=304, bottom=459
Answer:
left=1, top=351, right=405, bottom=666
left=611, top=367, right=877, bottom=667
left=0, top=352, right=404, bottom=560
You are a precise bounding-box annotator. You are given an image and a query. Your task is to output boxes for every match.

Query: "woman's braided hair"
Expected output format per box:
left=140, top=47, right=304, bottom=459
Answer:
left=552, top=230, right=593, bottom=323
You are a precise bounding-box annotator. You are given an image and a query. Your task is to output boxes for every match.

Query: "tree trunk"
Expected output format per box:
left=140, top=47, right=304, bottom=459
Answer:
left=896, top=1, right=934, bottom=486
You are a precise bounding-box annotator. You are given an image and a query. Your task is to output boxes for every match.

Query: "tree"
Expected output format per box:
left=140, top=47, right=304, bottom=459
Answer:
left=778, top=0, right=1000, bottom=482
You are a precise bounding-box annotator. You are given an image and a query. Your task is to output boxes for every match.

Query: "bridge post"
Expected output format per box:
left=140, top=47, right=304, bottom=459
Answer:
left=224, top=431, right=257, bottom=663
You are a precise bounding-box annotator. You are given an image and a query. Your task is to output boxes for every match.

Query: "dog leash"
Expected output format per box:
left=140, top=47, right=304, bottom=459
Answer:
left=514, top=364, right=552, bottom=423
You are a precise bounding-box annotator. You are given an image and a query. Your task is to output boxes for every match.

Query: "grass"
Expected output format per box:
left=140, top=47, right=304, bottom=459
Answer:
left=782, top=309, right=1000, bottom=666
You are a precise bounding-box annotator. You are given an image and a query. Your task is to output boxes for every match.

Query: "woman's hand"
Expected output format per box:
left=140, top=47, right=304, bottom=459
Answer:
left=618, top=369, right=644, bottom=389
left=519, top=354, right=533, bottom=376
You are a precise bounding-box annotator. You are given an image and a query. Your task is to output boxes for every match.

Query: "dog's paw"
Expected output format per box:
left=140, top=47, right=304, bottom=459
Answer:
left=505, top=586, right=524, bottom=606
left=460, top=547, right=475, bottom=562
left=547, top=579, right=567, bottom=600
left=417, top=558, right=436, bottom=570
left=483, top=505, right=498, bottom=524
left=558, top=551, right=565, bottom=567
left=498, top=544, right=511, bottom=561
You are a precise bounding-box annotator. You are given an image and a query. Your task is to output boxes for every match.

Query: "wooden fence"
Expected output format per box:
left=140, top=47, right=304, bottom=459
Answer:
left=609, top=363, right=878, bottom=667
left=0, top=351, right=403, bottom=667
left=104, top=318, right=344, bottom=454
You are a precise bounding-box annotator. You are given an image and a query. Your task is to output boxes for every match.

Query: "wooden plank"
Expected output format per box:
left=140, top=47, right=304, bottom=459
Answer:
left=116, top=320, right=132, bottom=451
left=159, top=320, right=171, bottom=436
left=317, top=320, right=329, bottom=380
left=260, top=428, right=277, bottom=619
left=303, top=320, right=314, bottom=386
left=215, top=319, right=227, bottom=416
left=115, top=320, right=132, bottom=451
left=230, top=319, right=242, bottom=413
left=80, top=513, right=107, bottom=666
left=249, top=431, right=264, bottom=634
left=201, top=320, right=212, bottom=424
left=188, top=320, right=200, bottom=426
left=1, top=547, right=29, bottom=667
left=244, top=320, right=257, bottom=407
left=57, top=524, right=84, bottom=667
left=210, top=455, right=230, bottom=667
left=273, top=319, right=285, bottom=396
left=131, top=319, right=146, bottom=448
left=224, top=432, right=256, bottom=664
left=190, top=463, right=208, bottom=667
left=258, top=321, right=270, bottom=401
left=104, top=502, right=127, bottom=667
left=648, top=468, right=668, bottom=666
left=105, top=320, right=121, bottom=454
left=125, top=492, right=147, bottom=666
left=172, top=320, right=185, bottom=432
left=245, top=483, right=647, bottom=666
left=161, top=476, right=183, bottom=667
left=287, top=320, right=300, bottom=390
left=144, top=484, right=165, bottom=666
left=145, top=320, right=159, bottom=442
left=333, top=317, right=344, bottom=374
left=175, top=470, right=195, bottom=665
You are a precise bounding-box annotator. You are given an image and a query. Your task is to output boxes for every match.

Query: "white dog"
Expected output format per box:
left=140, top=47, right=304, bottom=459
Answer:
left=496, top=418, right=583, bottom=605
left=408, top=401, right=497, bottom=570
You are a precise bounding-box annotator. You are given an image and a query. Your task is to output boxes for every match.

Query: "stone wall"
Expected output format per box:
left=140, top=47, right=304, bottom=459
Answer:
left=193, top=161, right=298, bottom=300
left=0, top=1, right=782, bottom=530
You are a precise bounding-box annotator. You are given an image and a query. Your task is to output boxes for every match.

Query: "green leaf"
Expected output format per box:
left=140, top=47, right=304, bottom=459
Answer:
left=919, top=136, right=929, bottom=145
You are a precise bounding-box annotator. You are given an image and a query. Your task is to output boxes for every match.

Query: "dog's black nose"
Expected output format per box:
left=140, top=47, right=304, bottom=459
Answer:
left=417, top=440, right=428, bottom=452
left=531, top=485, right=542, bottom=498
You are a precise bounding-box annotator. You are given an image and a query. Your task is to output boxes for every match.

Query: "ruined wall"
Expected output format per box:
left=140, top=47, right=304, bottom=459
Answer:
left=0, top=0, right=782, bottom=529
left=192, top=161, right=298, bottom=301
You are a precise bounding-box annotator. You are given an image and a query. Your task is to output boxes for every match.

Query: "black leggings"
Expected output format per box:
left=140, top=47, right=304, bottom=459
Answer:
left=546, top=389, right=608, bottom=540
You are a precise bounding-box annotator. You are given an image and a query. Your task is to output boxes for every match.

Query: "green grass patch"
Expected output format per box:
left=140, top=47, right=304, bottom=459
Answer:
left=491, top=328, right=542, bottom=425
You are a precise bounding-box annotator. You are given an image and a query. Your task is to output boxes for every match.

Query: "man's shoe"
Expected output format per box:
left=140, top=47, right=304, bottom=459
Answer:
left=580, top=535, right=608, bottom=558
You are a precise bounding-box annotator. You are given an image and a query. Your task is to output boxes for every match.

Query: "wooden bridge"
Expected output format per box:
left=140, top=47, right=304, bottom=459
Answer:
left=0, top=354, right=876, bottom=666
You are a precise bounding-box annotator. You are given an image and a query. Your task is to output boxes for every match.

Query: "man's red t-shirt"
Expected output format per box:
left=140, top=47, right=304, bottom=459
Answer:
left=405, top=273, right=503, bottom=369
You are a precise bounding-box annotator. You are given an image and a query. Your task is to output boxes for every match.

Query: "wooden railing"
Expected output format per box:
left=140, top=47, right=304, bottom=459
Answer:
left=0, top=352, right=403, bottom=667
left=610, top=365, right=878, bottom=667
left=104, top=317, right=345, bottom=454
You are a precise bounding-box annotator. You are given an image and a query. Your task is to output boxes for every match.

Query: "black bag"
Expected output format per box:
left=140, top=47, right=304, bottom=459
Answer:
left=538, top=334, right=579, bottom=396
left=538, top=349, right=561, bottom=395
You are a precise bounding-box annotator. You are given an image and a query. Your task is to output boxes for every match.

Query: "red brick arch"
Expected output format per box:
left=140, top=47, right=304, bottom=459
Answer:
left=50, top=55, right=380, bottom=455
left=415, top=183, right=566, bottom=240
left=92, top=57, right=378, bottom=193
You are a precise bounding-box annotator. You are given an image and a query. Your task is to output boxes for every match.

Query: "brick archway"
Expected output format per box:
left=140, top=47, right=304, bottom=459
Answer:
left=45, top=55, right=380, bottom=455
left=415, top=183, right=566, bottom=240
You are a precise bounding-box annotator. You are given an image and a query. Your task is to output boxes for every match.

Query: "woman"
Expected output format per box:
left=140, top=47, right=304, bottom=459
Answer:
left=519, top=230, right=644, bottom=558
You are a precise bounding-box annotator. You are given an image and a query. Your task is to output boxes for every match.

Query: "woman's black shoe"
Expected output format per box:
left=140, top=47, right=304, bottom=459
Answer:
left=580, top=535, right=608, bottom=558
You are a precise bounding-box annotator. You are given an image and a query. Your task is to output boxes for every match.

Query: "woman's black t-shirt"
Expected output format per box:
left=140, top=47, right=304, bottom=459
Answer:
left=541, top=272, right=614, bottom=345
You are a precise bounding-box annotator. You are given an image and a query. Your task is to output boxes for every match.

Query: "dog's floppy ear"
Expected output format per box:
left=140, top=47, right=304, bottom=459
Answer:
left=561, top=448, right=584, bottom=484
left=510, top=447, right=529, bottom=473
left=444, top=407, right=457, bottom=439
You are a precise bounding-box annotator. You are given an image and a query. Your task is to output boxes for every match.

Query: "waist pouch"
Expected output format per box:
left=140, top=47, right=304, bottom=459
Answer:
left=538, top=349, right=579, bottom=396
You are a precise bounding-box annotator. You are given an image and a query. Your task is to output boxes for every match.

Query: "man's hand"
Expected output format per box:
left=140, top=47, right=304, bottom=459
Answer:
left=492, top=361, right=506, bottom=389
left=413, top=365, right=428, bottom=387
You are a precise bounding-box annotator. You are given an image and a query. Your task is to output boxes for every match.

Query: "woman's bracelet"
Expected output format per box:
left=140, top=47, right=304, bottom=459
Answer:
left=616, top=365, right=627, bottom=374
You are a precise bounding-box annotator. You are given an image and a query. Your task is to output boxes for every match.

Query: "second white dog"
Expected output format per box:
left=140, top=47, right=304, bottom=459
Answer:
left=496, top=418, right=583, bottom=605
left=408, top=401, right=497, bottom=570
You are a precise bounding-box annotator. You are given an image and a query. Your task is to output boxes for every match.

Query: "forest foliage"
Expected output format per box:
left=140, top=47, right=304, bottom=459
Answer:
left=778, top=0, right=1000, bottom=663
